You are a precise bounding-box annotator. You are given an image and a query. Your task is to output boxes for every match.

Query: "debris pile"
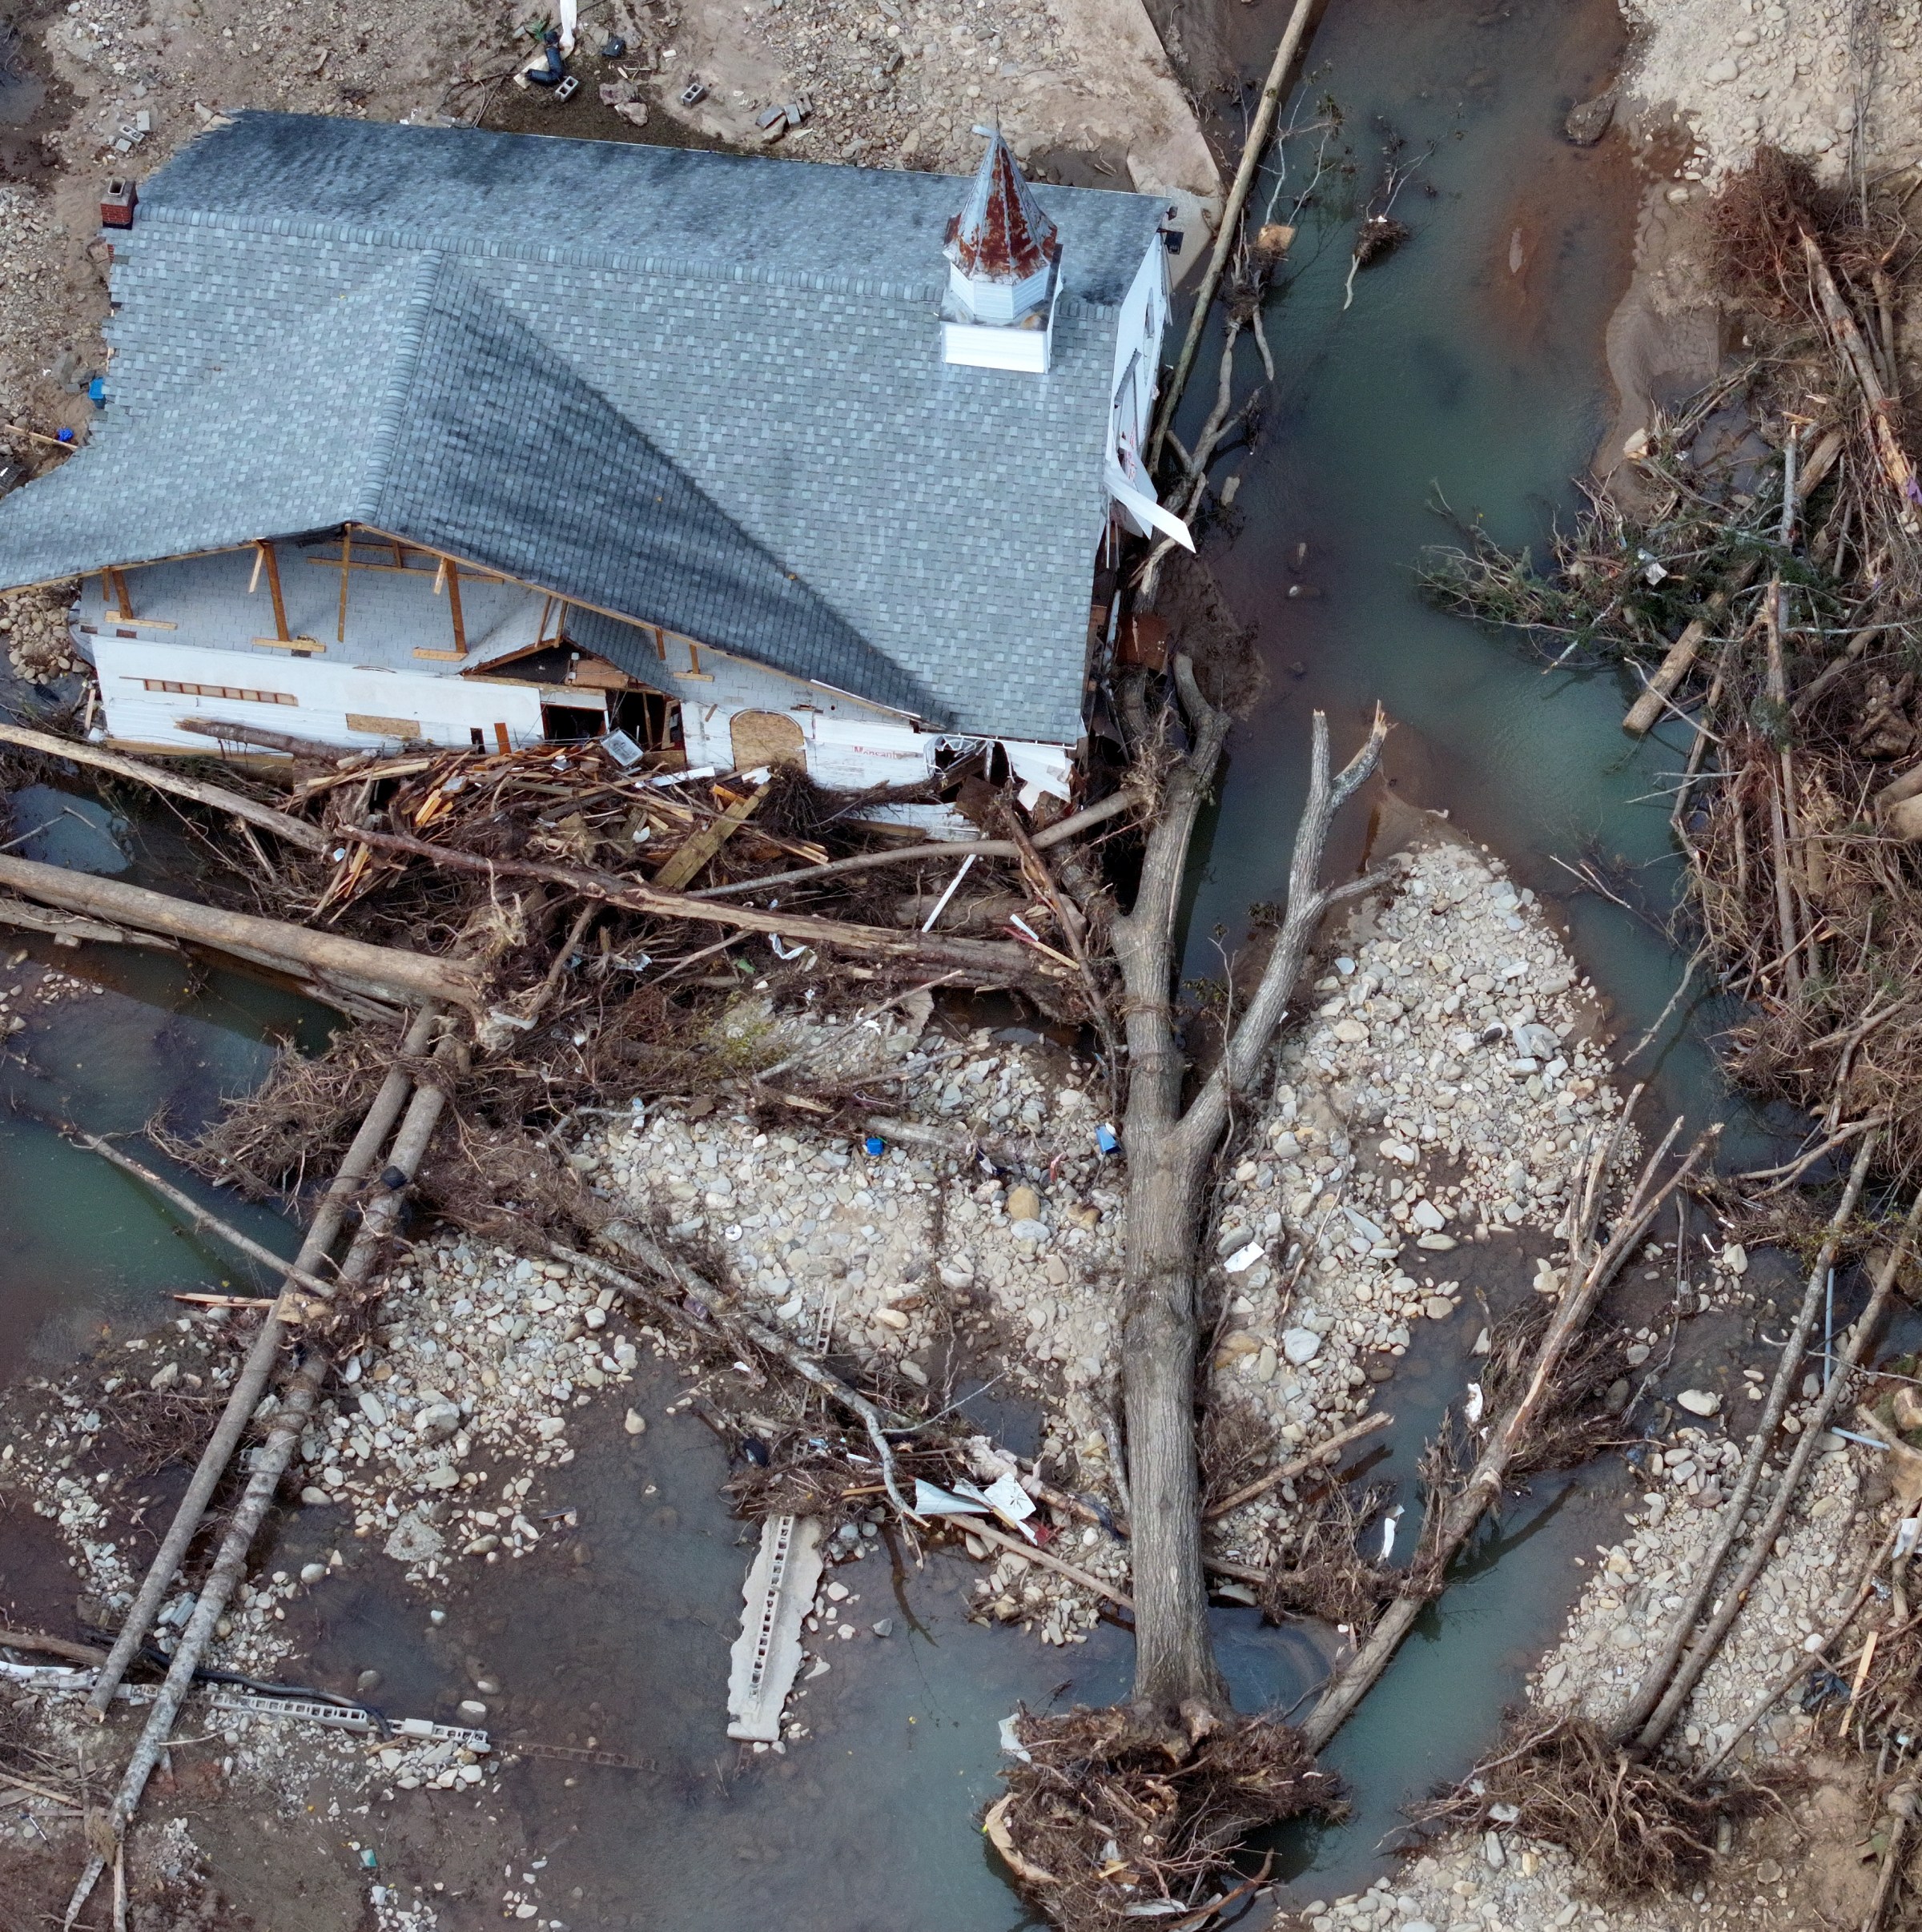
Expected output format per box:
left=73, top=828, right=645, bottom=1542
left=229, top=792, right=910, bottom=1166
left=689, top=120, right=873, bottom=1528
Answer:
left=1420, top=151, right=1922, bottom=1183
left=0, top=581, right=78, bottom=681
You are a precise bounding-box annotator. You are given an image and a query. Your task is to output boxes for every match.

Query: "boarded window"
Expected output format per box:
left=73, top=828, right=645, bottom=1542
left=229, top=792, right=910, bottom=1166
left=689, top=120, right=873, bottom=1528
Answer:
left=345, top=713, right=421, bottom=738
left=730, top=709, right=806, bottom=772
left=139, top=678, right=297, bottom=705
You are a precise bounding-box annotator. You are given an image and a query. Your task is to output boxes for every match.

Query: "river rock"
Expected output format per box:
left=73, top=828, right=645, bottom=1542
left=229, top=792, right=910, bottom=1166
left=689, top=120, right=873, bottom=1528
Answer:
left=458, top=1699, right=489, bottom=1720
left=624, top=1409, right=647, bottom=1435
left=1377, top=1137, right=1417, bottom=1164
left=1514, top=1022, right=1560, bottom=1058
left=1006, top=1184, right=1041, bottom=1223
left=1333, top=1019, right=1369, bottom=1043
left=1423, top=1295, right=1454, bottom=1321
left=384, top=1512, right=444, bottom=1563
left=1410, top=1199, right=1446, bottom=1231
left=357, top=1392, right=387, bottom=1427
left=1416, top=1232, right=1458, bottom=1251
left=300, top=1486, right=332, bottom=1507
left=299, top=1561, right=326, bottom=1584
left=1010, top=1218, right=1050, bottom=1243
left=1677, top=1388, right=1721, bottom=1416
left=1564, top=86, right=1616, bottom=143
left=1281, top=1327, right=1322, bottom=1366
left=415, top=1402, right=462, bottom=1441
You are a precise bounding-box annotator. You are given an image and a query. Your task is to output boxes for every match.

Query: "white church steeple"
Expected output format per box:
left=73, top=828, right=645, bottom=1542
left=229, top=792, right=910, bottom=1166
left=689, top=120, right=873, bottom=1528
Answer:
left=941, top=131, right=1062, bottom=372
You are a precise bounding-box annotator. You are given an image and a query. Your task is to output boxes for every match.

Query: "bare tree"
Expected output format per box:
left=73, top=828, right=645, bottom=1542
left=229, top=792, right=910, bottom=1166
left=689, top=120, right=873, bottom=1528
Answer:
left=1108, top=658, right=1389, bottom=1731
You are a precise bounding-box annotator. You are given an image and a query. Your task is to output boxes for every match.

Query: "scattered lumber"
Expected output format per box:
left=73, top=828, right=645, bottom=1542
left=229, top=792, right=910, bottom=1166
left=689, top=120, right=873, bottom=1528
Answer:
left=0, top=721, right=328, bottom=852
left=1621, top=556, right=1763, bottom=737
left=339, top=825, right=1065, bottom=994
left=686, top=788, right=1144, bottom=901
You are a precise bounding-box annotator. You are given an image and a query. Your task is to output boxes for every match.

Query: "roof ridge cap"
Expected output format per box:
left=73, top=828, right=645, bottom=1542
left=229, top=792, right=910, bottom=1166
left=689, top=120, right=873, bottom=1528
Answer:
left=359, top=249, right=446, bottom=522
left=135, top=203, right=957, bottom=302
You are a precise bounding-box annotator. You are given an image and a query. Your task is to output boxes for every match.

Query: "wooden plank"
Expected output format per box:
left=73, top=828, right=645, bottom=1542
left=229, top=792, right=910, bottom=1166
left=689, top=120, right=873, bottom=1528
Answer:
left=337, top=524, right=353, bottom=644
left=650, top=782, right=770, bottom=891
left=249, top=637, right=324, bottom=653
left=444, top=559, right=467, bottom=657
left=259, top=542, right=290, bottom=642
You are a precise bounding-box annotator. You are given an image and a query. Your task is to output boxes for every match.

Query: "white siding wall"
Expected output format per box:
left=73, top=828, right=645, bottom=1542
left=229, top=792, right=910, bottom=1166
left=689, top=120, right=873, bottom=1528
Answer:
left=1107, top=240, right=1171, bottom=536
left=94, top=637, right=547, bottom=752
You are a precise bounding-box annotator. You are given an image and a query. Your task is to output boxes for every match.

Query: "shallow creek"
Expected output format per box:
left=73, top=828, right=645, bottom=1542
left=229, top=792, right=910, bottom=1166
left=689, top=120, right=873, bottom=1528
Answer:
left=0, top=2, right=1825, bottom=1920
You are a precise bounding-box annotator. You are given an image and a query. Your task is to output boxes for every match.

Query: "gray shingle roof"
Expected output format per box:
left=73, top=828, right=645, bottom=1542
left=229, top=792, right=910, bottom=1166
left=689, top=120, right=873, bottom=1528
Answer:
left=0, top=114, right=1168, bottom=741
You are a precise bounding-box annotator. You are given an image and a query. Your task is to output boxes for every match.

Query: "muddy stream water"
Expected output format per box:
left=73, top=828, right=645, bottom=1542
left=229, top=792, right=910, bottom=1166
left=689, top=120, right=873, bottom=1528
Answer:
left=0, top=0, right=1838, bottom=1923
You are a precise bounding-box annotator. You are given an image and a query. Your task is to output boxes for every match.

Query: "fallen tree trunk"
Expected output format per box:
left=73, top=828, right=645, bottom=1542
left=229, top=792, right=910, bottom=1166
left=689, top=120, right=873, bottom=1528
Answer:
left=84, top=1004, right=445, bottom=1717
left=1614, top=1134, right=1888, bottom=1752
left=64, top=1022, right=465, bottom=1927
left=1108, top=665, right=1388, bottom=1731
left=70, top=1133, right=346, bottom=1311
left=1148, top=0, right=1321, bottom=465
left=172, top=717, right=348, bottom=761
left=340, top=825, right=1067, bottom=996
left=0, top=894, right=179, bottom=951
left=0, top=854, right=484, bottom=1016
left=1300, top=1111, right=1722, bottom=1753
left=0, top=721, right=328, bottom=852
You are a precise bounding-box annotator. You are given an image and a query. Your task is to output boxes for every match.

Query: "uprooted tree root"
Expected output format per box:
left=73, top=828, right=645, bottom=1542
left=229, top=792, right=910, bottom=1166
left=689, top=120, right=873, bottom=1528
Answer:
left=1411, top=1713, right=1782, bottom=1898
left=987, top=1707, right=1341, bottom=1932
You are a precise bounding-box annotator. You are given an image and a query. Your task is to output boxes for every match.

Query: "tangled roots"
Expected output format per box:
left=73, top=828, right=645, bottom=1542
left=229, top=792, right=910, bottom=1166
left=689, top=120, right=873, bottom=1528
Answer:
left=987, top=1706, right=1341, bottom=1932
left=1412, top=1714, right=1779, bottom=1898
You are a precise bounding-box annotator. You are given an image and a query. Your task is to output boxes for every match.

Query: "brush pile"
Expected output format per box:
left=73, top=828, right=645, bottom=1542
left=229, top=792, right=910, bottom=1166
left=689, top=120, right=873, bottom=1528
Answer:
left=1418, top=148, right=1922, bottom=1181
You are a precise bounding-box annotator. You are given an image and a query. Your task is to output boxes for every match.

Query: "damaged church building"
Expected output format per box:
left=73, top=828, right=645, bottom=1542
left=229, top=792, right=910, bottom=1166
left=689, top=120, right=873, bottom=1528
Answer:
left=0, top=112, right=1191, bottom=808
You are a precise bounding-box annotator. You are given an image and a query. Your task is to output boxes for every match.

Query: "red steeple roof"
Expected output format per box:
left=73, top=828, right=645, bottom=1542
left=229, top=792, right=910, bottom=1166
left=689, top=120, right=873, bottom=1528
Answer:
left=943, top=131, right=1060, bottom=285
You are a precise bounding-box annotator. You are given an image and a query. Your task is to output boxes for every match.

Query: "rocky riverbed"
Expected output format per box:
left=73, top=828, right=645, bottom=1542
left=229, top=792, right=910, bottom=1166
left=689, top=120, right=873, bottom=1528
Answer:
left=1620, top=0, right=1922, bottom=182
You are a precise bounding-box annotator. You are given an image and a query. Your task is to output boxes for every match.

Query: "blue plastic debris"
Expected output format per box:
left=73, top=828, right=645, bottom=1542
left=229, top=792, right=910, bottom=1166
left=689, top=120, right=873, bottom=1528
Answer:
left=1096, top=1123, right=1120, bottom=1155
left=88, top=376, right=105, bottom=408
left=55, top=428, right=74, bottom=444
left=863, top=1134, right=885, bottom=1158
left=358, top=1849, right=379, bottom=1870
